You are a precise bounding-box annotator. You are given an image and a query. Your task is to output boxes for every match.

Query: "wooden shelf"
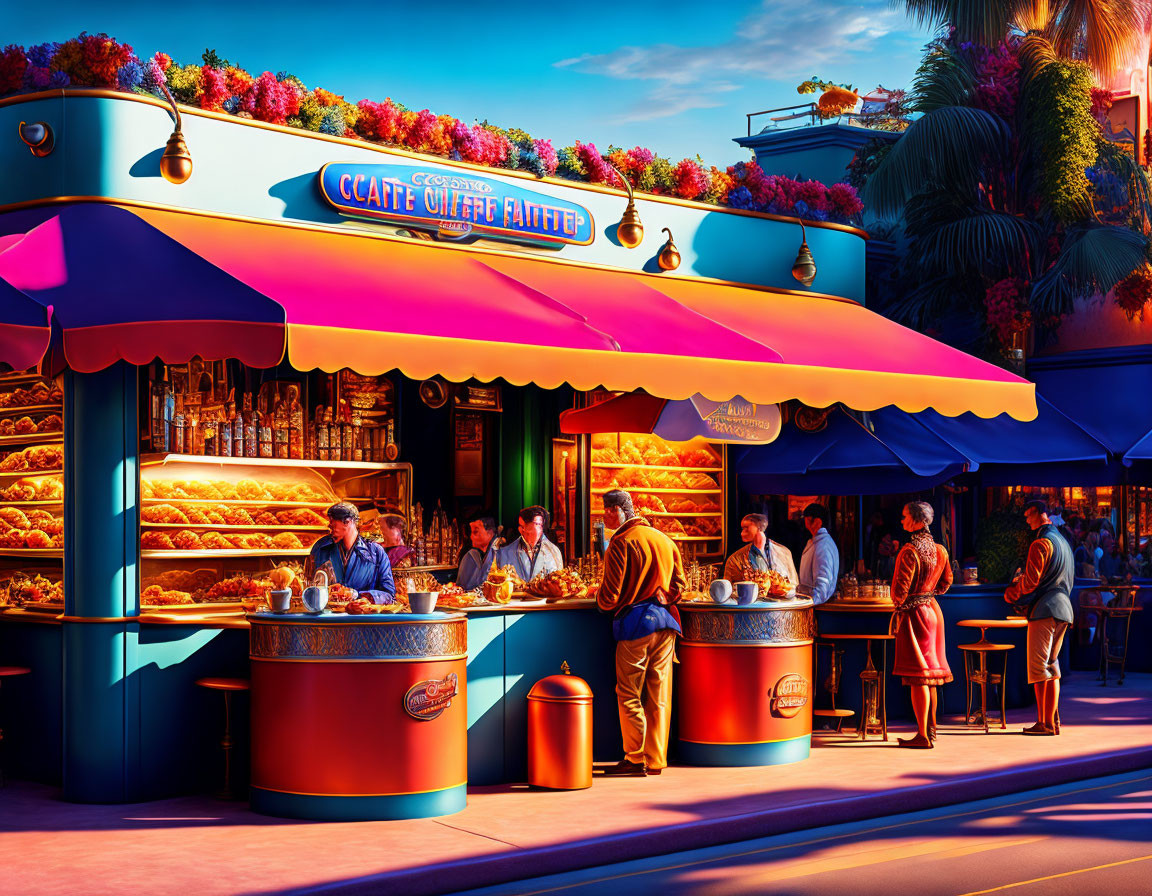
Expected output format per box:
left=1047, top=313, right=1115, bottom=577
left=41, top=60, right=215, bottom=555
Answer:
left=141, top=498, right=333, bottom=510
left=0, top=403, right=61, bottom=419
left=0, top=433, right=62, bottom=449
left=591, top=463, right=722, bottom=473
left=0, top=549, right=63, bottom=558
left=594, top=511, right=721, bottom=518
left=141, top=549, right=311, bottom=559
left=0, top=467, right=62, bottom=481
left=141, top=453, right=408, bottom=472
left=591, top=487, right=721, bottom=495
left=140, top=522, right=327, bottom=532
left=0, top=500, right=64, bottom=508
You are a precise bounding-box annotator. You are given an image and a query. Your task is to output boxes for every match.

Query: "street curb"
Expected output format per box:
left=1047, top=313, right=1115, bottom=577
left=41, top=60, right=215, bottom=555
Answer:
left=294, top=745, right=1152, bottom=895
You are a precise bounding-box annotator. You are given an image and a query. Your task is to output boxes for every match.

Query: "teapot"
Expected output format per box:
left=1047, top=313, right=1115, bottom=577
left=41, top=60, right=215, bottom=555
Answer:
left=301, top=570, right=329, bottom=614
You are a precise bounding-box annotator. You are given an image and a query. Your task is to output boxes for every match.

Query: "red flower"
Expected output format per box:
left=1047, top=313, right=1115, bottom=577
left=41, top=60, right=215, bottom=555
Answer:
left=241, top=71, right=291, bottom=124
left=200, top=65, right=228, bottom=111
left=672, top=158, right=709, bottom=199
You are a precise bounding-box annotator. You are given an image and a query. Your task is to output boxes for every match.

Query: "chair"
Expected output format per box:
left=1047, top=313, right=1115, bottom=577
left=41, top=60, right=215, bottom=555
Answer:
left=0, top=666, right=32, bottom=787
left=813, top=640, right=855, bottom=735
left=196, top=677, right=249, bottom=798
left=1076, top=591, right=1103, bottom=647
left=816, top=634, right=891, bottom=741
left=959, top=643, right=1013, bottom=733
left=1099, top=585, right=1142, bottom=685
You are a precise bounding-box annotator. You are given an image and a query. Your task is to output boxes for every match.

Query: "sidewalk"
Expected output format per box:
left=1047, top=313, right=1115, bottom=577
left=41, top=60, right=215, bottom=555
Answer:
left=2, top=672, right=1150, bottom=896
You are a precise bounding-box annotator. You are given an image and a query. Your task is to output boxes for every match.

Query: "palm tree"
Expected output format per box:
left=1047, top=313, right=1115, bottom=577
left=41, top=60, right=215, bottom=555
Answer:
left=862, top=8, right=1151, bottom=355
left=902, top=0, right=1147, bottom=76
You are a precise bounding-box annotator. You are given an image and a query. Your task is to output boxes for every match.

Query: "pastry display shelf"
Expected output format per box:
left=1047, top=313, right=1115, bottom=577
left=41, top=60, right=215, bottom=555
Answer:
left=623, top=511, right=721, bottom=517
left=141, top=522, right=328, bottom=532
left=0, top=549, right=63, bottom=558
left=0, top=403, right=61, bottom=419
left=141, top=549, right=312, bottom=559
left=0, top=500, right=64, bottom=508
left=0, top=433, right=62, bottom=449
left=0, top=468, right=62, bottom=481
left=591, top=462, right=722, bottom=473
left=141, top=453, right=402, bottom=472
left=141, top=498, right=333, bottom=509
left=591, top=487, right=721, bottom=495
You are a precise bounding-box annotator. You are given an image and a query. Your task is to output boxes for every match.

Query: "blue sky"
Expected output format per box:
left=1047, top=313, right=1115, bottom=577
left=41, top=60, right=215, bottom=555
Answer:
left=5, top=1, right=934, bottom=167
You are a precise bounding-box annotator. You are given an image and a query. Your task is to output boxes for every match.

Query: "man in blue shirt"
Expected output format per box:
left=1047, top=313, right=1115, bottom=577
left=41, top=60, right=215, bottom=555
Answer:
left=457, top=514, right=503, bottom=590
left=495, top=505, right=564, bottom=582
left=799, top=503, right=839, bottom=605
left=305, top=502, right=396, bottom=604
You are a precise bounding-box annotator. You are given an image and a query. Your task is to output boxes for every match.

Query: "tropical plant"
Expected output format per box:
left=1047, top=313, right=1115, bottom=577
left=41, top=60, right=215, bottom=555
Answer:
left=902, top=0, right=1145, bottom=76
left=865, top=27, right=1150, bottom=357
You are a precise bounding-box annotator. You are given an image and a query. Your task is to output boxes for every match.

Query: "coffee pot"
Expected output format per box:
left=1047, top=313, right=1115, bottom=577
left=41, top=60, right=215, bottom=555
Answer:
left=301, top=570, right=329, bottom=614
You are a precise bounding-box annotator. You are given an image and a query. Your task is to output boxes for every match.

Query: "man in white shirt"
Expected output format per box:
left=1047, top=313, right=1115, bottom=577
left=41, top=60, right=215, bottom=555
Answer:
left=799, top=502, right=839, bottom=605
left=724, top=513, right=798, bottom=586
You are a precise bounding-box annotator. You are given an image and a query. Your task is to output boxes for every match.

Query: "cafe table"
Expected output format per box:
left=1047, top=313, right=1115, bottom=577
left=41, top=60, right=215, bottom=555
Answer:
left=956, top=618, right=1027, bottom=732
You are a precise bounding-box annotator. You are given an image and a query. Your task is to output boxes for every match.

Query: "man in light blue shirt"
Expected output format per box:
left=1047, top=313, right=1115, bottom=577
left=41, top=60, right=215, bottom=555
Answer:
left=495, top=505, right=564, bottom=583
left=799, top=502, right=839, bottom=605
left=457, top=514, right=503, bottom=590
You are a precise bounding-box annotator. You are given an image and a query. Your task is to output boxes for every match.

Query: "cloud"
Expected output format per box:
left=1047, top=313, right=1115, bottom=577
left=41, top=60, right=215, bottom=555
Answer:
left=555, top=1, right=924, bottom=122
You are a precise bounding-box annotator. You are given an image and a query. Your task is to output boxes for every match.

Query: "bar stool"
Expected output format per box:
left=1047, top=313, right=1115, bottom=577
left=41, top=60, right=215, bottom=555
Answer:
left=1099, top=585, right=1142, bottom=686
left=959, top=642, right=1013, bottom=733
left=0, top=666, right=32, bottom=787
left=817, top=634, right=892, bottom=741
left=813, top=639, right=855, bottom=734
left=196, top=677, right=249, bottom=798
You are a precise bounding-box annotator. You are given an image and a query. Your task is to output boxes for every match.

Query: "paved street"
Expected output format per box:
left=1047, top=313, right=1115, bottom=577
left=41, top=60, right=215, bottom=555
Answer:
left=447, top=771, right=1152, bottom=896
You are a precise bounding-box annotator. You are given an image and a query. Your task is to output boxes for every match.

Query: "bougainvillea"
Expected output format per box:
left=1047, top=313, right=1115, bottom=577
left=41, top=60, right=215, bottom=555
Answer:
left=984, top=279, right=1032, bottom=345
left=1114, top=267, right=1152, bottom=320
left=960, top=41, right=1020, bottom=119
left=0, top=34, right=864, bottom=224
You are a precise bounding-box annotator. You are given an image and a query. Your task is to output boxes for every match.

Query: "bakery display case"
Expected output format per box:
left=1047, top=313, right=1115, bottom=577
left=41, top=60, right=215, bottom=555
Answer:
left=589, top=432, right=726, bottom=560
left=138, top=453, right=411, bottom=611
left=0, top=371, right=65, bottom=612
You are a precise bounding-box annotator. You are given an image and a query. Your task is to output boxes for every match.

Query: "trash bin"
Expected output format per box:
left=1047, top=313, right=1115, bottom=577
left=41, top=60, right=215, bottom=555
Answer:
left=527, top=661, right=593, bottom=790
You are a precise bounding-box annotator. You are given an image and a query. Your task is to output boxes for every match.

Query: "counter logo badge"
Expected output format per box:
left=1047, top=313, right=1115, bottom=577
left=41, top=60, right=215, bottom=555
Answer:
left=319, top=163, right=595, bottom=248
left=770, top=673, right=809, bottom=718
left=404, top=672, right=459, bottom=721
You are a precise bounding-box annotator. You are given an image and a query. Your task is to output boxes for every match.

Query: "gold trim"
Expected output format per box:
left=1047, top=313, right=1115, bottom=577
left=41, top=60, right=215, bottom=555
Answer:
left=58, top=615, right=140, bottom=623
left=250, top=781, right=467, bottom=798
left=0, top=196, right=862, bottom=305
left=679, top=639, right=814, bottom=648
left=0, top=89, right=868, bottom=238
left=250, top=654, right=468, bottom=663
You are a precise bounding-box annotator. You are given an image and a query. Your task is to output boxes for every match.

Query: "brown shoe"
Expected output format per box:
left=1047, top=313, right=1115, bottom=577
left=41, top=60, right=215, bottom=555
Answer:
left=898, top=734, right=933, bottom=749
left=1023, top=723, right=1055, bottom=736
left=603, top=759, right=648, bottom=777
left=646, top=767, right=663, bottom=776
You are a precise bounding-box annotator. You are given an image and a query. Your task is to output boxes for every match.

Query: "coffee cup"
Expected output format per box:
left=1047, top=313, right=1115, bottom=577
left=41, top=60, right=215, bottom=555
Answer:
left=709, top=579, right=735, bottom=604
left=735, top=581, right=759, bottom=605
left=268, top=589, right=292, bottom=613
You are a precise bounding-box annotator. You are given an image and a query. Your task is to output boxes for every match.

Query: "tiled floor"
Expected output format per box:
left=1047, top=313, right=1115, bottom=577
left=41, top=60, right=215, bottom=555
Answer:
left=2, top=672, right=1150, bottom=896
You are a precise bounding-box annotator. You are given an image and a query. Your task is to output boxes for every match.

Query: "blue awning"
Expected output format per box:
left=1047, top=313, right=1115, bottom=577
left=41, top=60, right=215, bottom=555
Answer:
left=732, top=406, right=970, bottom=495
left=916, top=395, right=1114, bottom=486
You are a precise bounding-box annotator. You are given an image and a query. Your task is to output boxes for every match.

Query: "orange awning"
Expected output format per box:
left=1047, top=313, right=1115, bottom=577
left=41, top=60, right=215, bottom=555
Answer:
left=125, top=205, right=1036, bottom=420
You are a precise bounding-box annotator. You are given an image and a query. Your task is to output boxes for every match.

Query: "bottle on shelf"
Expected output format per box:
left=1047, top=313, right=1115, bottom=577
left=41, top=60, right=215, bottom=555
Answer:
left=316, top=406, right=330, bottom=461
left=150, top=366, right=169, bottom=450
left=286, top=384, right=304, bottom=460
left=258, top=393, right=273, bottom=458
left=273, top=390, right=290, bottom=460
left=352, top=413, right=364, bottom=462
left=172, top=394, right=186, bottom=455
left=242, top=393, right=257, bottom=458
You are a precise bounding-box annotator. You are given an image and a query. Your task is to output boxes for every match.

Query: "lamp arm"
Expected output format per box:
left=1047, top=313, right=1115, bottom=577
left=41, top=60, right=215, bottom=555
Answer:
left=159, top=82, right=182, bottom=132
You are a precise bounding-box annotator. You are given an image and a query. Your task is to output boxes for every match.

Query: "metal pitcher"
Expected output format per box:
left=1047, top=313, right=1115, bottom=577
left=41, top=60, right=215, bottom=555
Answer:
left=302, top=570, right=329, bottom=614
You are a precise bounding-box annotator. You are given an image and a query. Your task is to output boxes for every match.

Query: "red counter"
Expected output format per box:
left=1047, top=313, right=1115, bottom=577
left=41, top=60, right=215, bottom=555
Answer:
left=677, top=600, right=815, bottom=766
left=249, top=611, right=467, bottom=820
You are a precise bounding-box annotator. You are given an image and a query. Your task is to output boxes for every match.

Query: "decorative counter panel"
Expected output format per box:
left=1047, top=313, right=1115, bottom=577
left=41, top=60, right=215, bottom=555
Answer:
left=248, top=611, right=467, bottom=821
left=677, top=600, right=814, bottom=767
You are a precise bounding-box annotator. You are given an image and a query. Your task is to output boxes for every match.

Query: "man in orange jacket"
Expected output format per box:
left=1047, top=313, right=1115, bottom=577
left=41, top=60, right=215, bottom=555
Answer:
left=597, top=489, right=687, bottom=776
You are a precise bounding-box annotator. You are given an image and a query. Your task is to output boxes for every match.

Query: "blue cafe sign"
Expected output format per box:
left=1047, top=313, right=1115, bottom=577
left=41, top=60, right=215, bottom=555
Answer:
left=318, top=163, right=595, bottom=247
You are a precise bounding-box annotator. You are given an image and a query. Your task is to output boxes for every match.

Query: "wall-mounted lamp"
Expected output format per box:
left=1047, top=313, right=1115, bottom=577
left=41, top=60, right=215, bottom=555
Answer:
left=607, top=163, right=644, bottom=248
left=657, top=228, right=681, bottom=271
left=791, top=219, right=817, bottom=288
left=158, top=83, right=193, bottom=184
left=18, top=121, right=54, bottom=157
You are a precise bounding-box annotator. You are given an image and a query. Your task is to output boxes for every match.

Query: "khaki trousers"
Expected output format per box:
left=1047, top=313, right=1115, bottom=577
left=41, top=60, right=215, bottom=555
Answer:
left=614, top=629, right=677, bottom=769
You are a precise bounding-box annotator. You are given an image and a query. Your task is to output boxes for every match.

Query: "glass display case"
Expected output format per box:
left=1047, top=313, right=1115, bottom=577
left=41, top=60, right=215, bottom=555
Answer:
left=138, top=453, right=412, bottom=610
left=589, top=432, right=726, bottom=561
left=0, top=371, right=65, bottom=611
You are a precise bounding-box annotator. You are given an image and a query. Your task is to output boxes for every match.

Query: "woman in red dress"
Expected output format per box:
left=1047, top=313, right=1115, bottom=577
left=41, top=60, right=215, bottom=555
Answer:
left=890, top=501, right=953, bottom=749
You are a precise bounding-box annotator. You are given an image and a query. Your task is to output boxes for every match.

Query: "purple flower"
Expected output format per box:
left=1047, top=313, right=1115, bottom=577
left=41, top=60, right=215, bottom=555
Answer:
left=27, top=42, right=58, bottom=69
left=117, top=60, right=143, bottom=91
left=726, top=186, right=754, bottom=209
left=222, top=95, right=241, bottom=113
left=48, top=70, right=69, bottom=88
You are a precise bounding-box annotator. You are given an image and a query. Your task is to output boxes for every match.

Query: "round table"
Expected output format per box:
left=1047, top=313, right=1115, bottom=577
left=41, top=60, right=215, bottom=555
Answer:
left=957, top=618, right=1026, bottom=732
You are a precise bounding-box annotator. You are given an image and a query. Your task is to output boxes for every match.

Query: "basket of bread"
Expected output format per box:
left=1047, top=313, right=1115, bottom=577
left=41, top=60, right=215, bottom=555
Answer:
left=481, top=565, right=521, bottom=603
left=525, top=568, right=589, bottom=602
left=739, top=565, right=796, bottom=599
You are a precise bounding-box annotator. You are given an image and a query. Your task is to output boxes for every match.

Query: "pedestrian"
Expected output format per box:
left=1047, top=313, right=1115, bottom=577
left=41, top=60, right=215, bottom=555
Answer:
left=890, top=501, right=952, bottom=749
left=1004, top=499, right=1074, bottom=736
left=597, top=488, right=687, bottom=777
left=799, top=502, right=839, bottom=605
